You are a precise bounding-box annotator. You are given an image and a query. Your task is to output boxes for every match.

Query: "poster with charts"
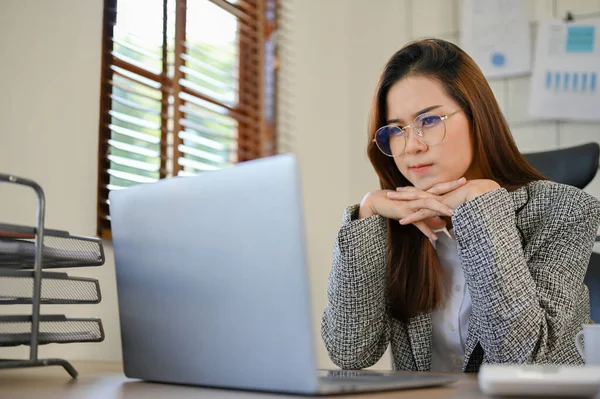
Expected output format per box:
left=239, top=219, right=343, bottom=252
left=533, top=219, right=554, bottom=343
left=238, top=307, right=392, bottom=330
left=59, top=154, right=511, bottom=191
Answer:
left=460, top=0, right=531, bottom=79
left=529, top=18, right=600, bottom=122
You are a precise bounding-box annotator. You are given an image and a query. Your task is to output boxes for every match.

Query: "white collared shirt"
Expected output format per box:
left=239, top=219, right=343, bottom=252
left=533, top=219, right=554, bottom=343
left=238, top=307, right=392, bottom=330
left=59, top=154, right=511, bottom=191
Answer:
left=429, top=227, right=472, bottom=372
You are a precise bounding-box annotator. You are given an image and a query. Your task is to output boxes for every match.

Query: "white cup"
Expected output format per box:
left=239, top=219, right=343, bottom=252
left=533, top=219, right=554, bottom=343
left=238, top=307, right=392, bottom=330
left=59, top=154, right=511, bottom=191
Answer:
left=575, top=325, right=600, bottom=365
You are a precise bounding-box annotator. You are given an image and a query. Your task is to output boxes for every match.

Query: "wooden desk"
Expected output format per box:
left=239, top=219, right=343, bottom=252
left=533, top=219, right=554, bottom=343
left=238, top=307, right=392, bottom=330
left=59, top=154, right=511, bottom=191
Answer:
left=0, top=361, right=484, bottom=398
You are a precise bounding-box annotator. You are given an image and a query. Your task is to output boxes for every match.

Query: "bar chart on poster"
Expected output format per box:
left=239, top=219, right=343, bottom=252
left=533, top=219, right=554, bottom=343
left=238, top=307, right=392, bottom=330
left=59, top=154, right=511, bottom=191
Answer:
left=543, top=71, right=597, bottom=93
left=529, top=18, right=600, bottom=122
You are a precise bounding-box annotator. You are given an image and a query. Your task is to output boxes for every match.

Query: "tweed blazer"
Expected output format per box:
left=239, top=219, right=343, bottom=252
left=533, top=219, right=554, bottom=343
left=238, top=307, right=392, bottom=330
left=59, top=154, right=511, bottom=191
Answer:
left=321, top=180, right=600, bottom=372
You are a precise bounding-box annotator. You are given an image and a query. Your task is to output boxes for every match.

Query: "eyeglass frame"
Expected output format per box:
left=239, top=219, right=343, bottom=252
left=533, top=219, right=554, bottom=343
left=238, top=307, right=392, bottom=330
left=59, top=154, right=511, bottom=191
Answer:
left=373, top=109, right=461, bottom=157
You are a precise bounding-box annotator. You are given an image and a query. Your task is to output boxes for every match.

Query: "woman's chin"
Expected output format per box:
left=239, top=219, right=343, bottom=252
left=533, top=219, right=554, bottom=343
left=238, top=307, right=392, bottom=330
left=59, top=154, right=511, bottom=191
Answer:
left=412, top=177, right=440, bottom=191
left=414, top=175, right=461, bottom=192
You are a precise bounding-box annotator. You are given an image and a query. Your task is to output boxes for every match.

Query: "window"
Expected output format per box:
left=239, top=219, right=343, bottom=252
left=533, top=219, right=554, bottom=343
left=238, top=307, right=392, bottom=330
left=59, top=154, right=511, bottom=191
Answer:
left=97, top=0, right=278, bottom=239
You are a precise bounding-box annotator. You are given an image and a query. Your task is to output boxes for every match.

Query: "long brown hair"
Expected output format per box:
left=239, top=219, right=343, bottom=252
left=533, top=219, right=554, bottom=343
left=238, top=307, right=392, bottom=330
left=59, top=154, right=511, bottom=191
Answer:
left=367, top=39, right=546, bottom=322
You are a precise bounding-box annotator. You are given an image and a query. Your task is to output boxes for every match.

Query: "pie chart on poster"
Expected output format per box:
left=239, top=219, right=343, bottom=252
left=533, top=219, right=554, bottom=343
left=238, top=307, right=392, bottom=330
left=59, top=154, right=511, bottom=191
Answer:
left=491, top=52, right=506, bottom=67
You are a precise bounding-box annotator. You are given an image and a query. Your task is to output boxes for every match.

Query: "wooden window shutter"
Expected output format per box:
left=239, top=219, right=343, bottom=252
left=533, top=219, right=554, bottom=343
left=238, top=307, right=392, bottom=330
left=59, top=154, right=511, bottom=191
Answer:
left=97, top=0, right=277, bottom=239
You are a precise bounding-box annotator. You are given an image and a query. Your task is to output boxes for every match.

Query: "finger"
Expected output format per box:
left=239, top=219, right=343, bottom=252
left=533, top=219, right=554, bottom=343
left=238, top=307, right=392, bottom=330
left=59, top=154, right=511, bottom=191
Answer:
left=400, top=209, right=442, bottom=226
left=427, top=177, right=467, bottom=195
left=396, top=186, right=417, bottom=192
left=411, top=220, right=438, bottom=241
left=407, top=198, right=453, bottom=216
left=387, top=191, right=432, bottom=200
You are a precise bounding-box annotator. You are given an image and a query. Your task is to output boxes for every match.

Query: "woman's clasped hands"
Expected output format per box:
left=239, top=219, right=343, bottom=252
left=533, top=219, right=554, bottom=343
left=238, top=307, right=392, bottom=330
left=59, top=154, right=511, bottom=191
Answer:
left=359, top=178, right=500, bottom=241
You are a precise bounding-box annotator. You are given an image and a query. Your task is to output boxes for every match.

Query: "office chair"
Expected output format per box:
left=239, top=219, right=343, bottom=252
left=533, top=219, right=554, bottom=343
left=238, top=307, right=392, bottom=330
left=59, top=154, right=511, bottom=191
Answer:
left=586, top=257, right=600, bottom=323
left=523, top=143, right=599, bottom=189
left=523, top=142, right=600, bottom=322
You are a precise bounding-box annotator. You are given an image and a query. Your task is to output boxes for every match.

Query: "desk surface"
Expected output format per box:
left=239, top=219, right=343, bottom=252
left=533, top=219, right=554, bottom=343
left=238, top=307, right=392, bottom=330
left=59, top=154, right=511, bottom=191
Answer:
left=0, top=361, right=485, bottom=399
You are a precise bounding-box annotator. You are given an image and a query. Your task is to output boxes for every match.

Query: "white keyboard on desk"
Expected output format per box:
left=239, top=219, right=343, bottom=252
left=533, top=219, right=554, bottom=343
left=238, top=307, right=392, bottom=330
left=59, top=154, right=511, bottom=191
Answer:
left=479, top=364, right=600, bottom=397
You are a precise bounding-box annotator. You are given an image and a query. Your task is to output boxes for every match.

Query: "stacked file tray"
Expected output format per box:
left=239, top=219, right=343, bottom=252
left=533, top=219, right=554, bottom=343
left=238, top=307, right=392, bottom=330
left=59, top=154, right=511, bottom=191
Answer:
left=0, top=173, right=105, bottom=378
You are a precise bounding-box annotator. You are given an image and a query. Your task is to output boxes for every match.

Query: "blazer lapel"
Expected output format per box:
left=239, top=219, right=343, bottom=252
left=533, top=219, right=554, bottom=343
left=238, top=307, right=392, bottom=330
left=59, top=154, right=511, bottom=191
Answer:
left=463, top=186, right=529, bottom=372
left=459, top=186, right=529, bottom=371
left=407, top=312, right=432, bottom=371
left=510, top=185, right=529, bottom=213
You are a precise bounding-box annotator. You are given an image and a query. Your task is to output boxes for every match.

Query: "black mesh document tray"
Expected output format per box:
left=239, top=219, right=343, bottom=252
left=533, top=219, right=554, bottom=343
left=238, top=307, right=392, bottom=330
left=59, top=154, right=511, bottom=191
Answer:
left=0, top=223, right=104, bottom=268
left=0, top=172, right=105, bottom=378
left=0, top=270, right=101, bottom=304
left=0, top=315, right=104, bottom=346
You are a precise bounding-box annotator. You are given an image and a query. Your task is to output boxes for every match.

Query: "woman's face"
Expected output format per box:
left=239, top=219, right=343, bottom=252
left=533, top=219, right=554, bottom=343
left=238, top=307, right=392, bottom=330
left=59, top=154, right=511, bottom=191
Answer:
left=385, top=75, right=476, bottom=191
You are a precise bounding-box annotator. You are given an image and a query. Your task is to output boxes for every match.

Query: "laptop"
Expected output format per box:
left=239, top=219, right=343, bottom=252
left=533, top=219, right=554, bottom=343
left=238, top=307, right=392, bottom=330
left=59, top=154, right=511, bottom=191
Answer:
left=109, top=153, right=457, bottom=395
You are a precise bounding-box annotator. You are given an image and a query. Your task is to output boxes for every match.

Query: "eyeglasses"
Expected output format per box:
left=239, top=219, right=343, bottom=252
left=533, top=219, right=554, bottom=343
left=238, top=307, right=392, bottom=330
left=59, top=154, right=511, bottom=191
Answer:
left=373, top=110, right=460, bottom=157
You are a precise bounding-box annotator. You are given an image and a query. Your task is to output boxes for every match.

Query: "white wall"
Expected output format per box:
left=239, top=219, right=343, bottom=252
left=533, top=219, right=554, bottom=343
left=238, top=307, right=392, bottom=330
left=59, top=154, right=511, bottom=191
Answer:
left=276, top=0, right=353, bottom=369
left=0, top=0, right=120, bottom=360
left=0, top=0, right=599, bottom=370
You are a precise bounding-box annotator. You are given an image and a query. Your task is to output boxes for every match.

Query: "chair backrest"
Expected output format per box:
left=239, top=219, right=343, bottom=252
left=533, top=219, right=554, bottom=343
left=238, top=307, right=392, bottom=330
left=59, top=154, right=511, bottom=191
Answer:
left=586, top=253, right=600, bottom=323
left=522, top=143, right=600, bottom=189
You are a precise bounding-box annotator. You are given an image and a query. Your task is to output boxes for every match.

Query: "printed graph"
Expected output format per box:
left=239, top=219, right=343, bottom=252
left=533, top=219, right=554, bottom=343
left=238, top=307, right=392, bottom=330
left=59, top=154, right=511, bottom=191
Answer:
left=544, top=71, right=597, bottom=93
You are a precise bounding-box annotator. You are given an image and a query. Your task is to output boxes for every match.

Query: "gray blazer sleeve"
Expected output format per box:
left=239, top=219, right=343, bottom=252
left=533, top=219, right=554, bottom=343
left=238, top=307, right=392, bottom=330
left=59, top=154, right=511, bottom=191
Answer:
left=321, top=205, right=391, bottom=369
left=452, top=187, right=600, bottom=364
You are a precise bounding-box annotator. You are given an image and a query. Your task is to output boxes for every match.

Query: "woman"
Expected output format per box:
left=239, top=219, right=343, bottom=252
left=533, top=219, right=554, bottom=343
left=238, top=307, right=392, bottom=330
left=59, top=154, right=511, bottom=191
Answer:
left=321, top=39, right=600, bottom=373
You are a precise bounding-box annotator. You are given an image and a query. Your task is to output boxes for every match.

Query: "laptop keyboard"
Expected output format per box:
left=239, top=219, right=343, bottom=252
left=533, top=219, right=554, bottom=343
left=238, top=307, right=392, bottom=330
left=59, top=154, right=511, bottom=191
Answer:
left=319, top=369, right=402, bottom=379
left=317, top=369, right=458, bottom=393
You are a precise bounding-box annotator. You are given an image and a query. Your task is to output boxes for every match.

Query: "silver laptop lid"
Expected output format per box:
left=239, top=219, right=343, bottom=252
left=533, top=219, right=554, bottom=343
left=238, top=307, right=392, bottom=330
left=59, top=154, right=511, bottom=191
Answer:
left=110, top=154, right=318, bottom=393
